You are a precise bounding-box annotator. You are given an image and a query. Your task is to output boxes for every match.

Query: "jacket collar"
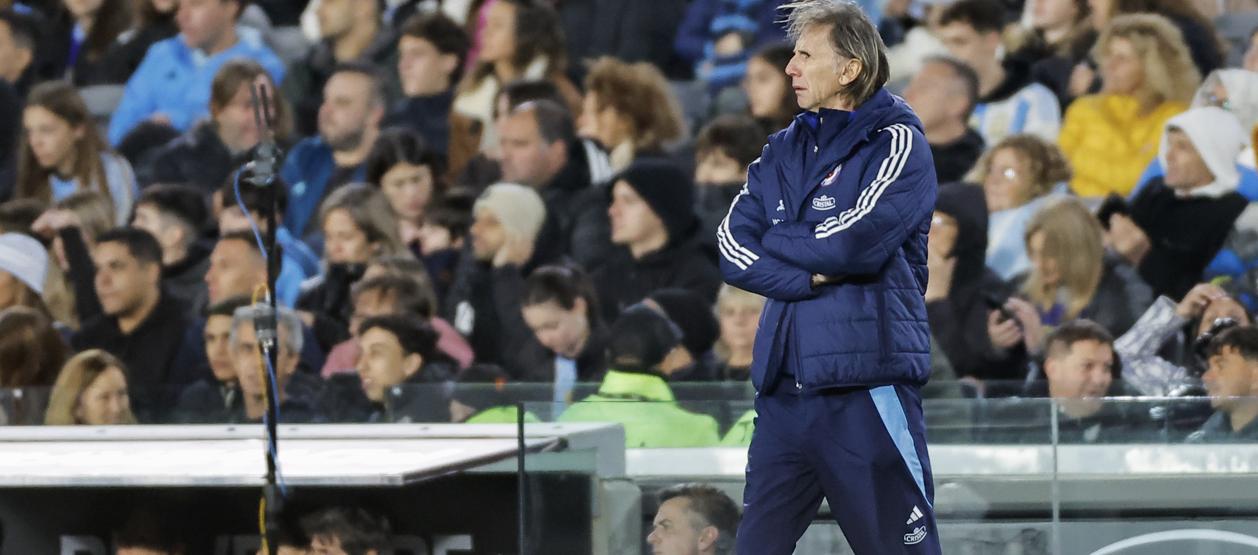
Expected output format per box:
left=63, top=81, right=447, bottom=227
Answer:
left=597, top=370, right=674, bottom=402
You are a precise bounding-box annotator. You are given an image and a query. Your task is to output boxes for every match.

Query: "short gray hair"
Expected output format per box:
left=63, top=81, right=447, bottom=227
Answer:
left=229, top=304, right=303, bottom=355
left=782, top=0, right=889, bottom=106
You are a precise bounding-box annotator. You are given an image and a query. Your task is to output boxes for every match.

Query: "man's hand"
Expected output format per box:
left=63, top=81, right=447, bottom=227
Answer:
left=1105, top=214, right=1151, bottom=267
left=1177, top=283, right=1228, bottom=320
left=810, top=273, right=843, bottom=288
left=1005, top=297, right=1044, bottom=354
left=493, top=235, right=535, bottom=268
left=987, top=309, right=1023, bottom=350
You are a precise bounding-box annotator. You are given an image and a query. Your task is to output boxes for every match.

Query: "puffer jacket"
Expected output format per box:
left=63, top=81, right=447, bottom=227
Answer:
left=718, top=88, right=936, bottom=393
left=1059, top=94, right=1186, bottom=197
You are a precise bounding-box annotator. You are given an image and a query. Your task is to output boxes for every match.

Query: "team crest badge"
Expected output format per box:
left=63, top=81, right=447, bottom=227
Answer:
left=821, top=164, right=842, bottom=187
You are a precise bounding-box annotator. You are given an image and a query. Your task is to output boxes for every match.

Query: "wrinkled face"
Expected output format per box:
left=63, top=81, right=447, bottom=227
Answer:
left=608, top=180, right=665, bottom=248
left=1026, top=231, right=1061, bottom=288
left=469, top=208, right=506, bottom=261
left=928, top=211, right=959, bottom=259
left=694, top=150, right=746, bottom=185
left=646, top=497, right=708, bottom=555
left=1163, top=129, right=1213, bottom=191
left=398, top=35, right=456, bottom=96
left=93, top=242, right=157, bottom=318
left=75, top=366, right=131, bottom=425
left=522, top=299, right=589, bottom=359
left=319, top=72, right=378, bottom=151
left=23, top=105, right=80, bottom=171
left=323, top=208, right=375, bottom=264
left=356, top=326, right=421, bottom=402
left=233, top=320, right=297, bottom=398
left=1045, top=339, right=1114, bottom=413
left=177, top=0, right=237, bottom=52
left=1033, top=0, right=1081, bottom=31
left=1100, top=37, right=1144, bottom=97
left=902, top=61, right=964, bottom=131
left=1204, top=346, right=1258, bottom=410
left=785, top=24, right=850, bottom=112
left=718, top=300, right=762, bottom=354
left=213, top=80, right=267, bottom=153
left=0, top=20, right=33, bottom=83
left=205, top=239, right=265, bottom=304
left=204, top=314, right=236, bottom=382
left=479, top=0, right=517, bottom=64
left=983, top=148, right=1035, bottom=211
left=937, top=23, right=999, bottom=74
left=743, top=56, right=790, bottom=120
left=380, top=162, right=435, bottom=223
left=499, top=110, right=565, bottom=187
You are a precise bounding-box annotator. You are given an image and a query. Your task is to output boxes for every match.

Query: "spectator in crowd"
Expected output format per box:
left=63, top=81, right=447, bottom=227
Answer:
left=353, top=314, right=451, bottom=422
left=927, top=184, right=1023, bottom=382
left=231, top=303, right=322, bottom=423
left=365, top=128, right=444, bottom=253
left=648, top=483, right=741, bottom=555
left=453, top=0, right=580, bottom=155
left=448, top=362, right=539, bottom=423
left=107, top=0, right=285, bottom=145
left=644, top=288, right=721, bottom=382
left=174, top=295, right=249, bottom=423
left=902, top=55, right=986, bottom=184
left=1194, top=325, right=1258, bottom=441
left=1016, top=0, right=1095, bottom=107
left=281, top=63, right=383, bottom=242
left=1192, top=69, right=1258, bottom=173
left=594, top=160, right=721, bottom=322
left=713, top=285, right=763, bottom=382
left=299, top=184, right=406, bottom=353
left=282, top=0, right=397, bottom=138
left=693, top=115, right=764, bottom=260
left=1108, top=107, right=1249, bottom=300
left=71, top=228, right=204, bottom=419
left=386, top=12, right=475, bottom=178
left=1059, top=14, right=1198, bottom=197
left=217, top=178, right=321, bottom=293
left=444, top=183, right=546, bottom=372
left=968, top=134, right=1071, bottom=280
left=560, top=305, right=720, bottom=446
left=301, top=506, right=390, bottom=555
left=0, top=9, right=38, bottom=96
left=499, top=99, right=613, bottom=269
left=1028, top=319, right=1129, bottom=443
left=18, top=80, right=138, bottom=224
left=674, top=0, right=786, bottom=93
left=0, top=232, right=50, bottom=316
left=580, top=57, right=685, bottom=173
left=519, top=265, right=607, bottom=401
left=1118, top=283, right=1251, bottom=396
left=742, top=43, right=798, bottom=135
left=46, top=0, right=132, bottom=85
left=0, top=198, right=44, bottom=234
left=204, top=231, right=269, bottom=305
left=30, top=191, right=114, bottom=325
left=416, top=189, right=473, bottom=302
left=130, top=184, right=212, bottom=308
left=0, top=307, right=67, bottom=423
left=99, top=0, right=179, bottom=86
left=936, top=0, right=1062, bottom=144
left=145, top=59, right=293, bottom=193
left=44, top=348, right=136, bottom=425
left=1087, top=0, right=1224, bottom=80
left=1004, top=198, right=1150, bottom=351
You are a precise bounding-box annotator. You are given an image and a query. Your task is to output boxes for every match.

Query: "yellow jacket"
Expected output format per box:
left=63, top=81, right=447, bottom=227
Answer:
left=1059, top=94, right=1186, bottom=197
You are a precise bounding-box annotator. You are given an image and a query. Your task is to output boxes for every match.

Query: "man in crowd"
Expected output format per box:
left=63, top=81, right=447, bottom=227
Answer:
left=282, top=63, right=383, bottom=242
left=301, top=506, right=390, bottom=555
left=109, top=0, right=285, bottom=145
left=205, top=230, right=268, bottom=306
left=902, top=56, right=985, bottom=183
left=230, top=303, right=322, bottom=423
left=72, top=228, right=205, bottom=420
left=1195, top=325, right=1258, bottom=441
left=386, top=12, right=472, bottom=166
left=1038, top=320, right=1128, bottom=442
left=648, top=483, right=741, bottom=555
left=693, top=115, right=766, bottom=259
left=218, top=178, right=320, bottom=299
left=175, top=295, right=250, bottom=422
left=354, top=314, right=451, bottom=422
left=130, top=184, right=212, bottom=308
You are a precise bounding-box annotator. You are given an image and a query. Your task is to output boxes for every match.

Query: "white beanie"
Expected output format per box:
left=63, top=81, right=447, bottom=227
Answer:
left=1159, top=106, right=1246, bottom=195
left=0, top=233, right=48, bottom=296
left=473, top=183, right=548, bottom=240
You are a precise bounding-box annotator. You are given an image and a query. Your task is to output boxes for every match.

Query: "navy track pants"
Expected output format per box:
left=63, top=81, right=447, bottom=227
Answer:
left=735, top=383, right=941, bottom=554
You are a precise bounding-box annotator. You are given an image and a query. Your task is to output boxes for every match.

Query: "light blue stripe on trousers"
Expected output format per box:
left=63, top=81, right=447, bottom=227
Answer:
left=869, top=385, right=931, bottom=506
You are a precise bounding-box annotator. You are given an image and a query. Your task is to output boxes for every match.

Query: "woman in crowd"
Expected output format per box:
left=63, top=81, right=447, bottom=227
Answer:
left=51, top=0, right=133, bottom=85
left=99, top=0, right=178, bottom=85
left=0, top=306, right=68, bottom=424
left=454, top=0, right=580, bottom=155
left=16, top=81, right=137, bottom=224
left=967, top=134, right=1071, bottom=280
left=1087, top=0, right=1224, bottom=79
left=45, top=349, right=136, bottom=425
left=518, top=265, right=608, bottom=392
left=741, top=43, right=796, bottom=135
left=145, top=60, right=293, bottom=194
left=579, top=57, right=685, bottom=172
left=1058, top=14, right=1198, bottom=198
left=713, top=285, right=763, bottom=382
left=1013, top=0, right=1094, bottom=106
left=365, top=128, right=445, bottom=253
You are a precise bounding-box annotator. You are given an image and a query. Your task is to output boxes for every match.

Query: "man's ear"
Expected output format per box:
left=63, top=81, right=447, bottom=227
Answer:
left=402, top=353, right=424, bottom=378
left=697, top=525, right=719, bottom=551
left=838, top=58, right=863, bottom=87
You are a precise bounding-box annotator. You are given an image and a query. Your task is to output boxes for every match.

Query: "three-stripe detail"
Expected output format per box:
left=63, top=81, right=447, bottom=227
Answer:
left=717, top=176, right=761, bottom=270
left=813, top=124, right=913, bottom=239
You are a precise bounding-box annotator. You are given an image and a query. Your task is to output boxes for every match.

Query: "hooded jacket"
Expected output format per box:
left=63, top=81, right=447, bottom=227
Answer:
left=718, top=88, right=936, bottom=392
left=592, top=228, right=722, bottom=323
left=926, top=184, right=1022, bottom=381
left=930, top=128, right=985, bottom=184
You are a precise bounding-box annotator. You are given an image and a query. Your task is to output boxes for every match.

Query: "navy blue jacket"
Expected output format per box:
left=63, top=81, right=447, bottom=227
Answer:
left=717, top=89, right=936, bottom=392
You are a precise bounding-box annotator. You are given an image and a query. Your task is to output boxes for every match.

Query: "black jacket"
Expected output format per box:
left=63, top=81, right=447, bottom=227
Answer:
left=441, top=254, right=536, bottom=375
left=296, top=263, right=366, bottom=354
left=1011, top=253, right=1152, bottom=338
left=930, top=129, right=985, bottom=184
left=1130, top=178, right=1247, bottom=300
left=694, top=182, right=743, bottom=264
left=516, top=322, right=609, bottom=384
left=385, top=90, right=455, bottom=156
left=322, top=362, right=455, bottom=423
left=143, top=121, right=252, bottom=194
left=162, top=239, right=212, bottom=313
left=173, top=379, right=242, bottom=424
left=538, top=139, right=615, bottom=270
left=592, top=229, right=722, bottom=323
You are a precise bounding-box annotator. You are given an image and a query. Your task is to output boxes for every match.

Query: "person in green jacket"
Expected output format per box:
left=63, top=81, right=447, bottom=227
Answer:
left=450, top=363, right=540, bottom=424
left=559, top=305, right=720, bottom=447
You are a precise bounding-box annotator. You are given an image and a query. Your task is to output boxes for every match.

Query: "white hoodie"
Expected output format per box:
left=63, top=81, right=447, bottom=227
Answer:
left=1158, top=106, right=1247, bottom=198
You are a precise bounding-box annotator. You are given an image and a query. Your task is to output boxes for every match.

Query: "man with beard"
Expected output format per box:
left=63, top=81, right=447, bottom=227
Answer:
left=281, top=62, right=383, bottom=244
